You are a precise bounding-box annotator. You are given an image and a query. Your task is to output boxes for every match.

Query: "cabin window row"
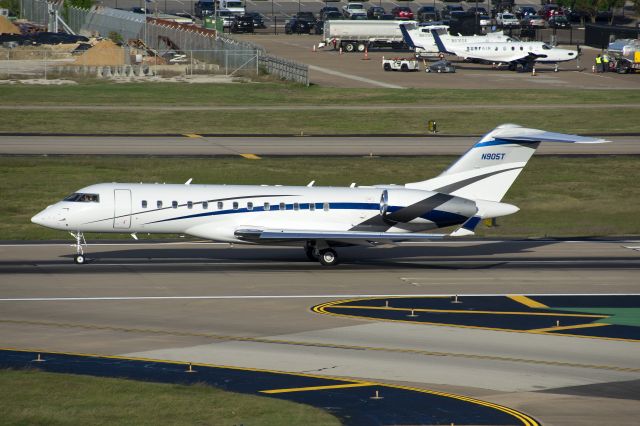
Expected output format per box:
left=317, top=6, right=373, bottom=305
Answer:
left=140, top=200, right=331, bottom=211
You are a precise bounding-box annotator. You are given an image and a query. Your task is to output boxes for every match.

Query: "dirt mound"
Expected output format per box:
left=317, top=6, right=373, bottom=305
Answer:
left=73, top=39, right=125, bottom=66
left=0, top=16, right=20, bottom=34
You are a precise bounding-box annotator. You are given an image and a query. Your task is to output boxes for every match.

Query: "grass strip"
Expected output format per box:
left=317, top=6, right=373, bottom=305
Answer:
left=1, top=83, right=640, bottom=106
left=0, top=369, right=340, bottom=426
left=2, top=156, right=639, bottom=240
left=2, top=108, right=639, bottom=135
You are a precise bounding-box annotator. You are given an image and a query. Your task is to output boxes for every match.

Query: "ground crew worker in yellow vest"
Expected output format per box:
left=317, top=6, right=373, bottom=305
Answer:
left=602, top=54, right=610, bottom=72
left=595, top=54, right=603, bottom=72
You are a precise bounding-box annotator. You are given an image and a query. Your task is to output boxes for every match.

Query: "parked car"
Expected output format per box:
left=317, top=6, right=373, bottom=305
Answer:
left=230, top=15, right=254, bottom=33
left=285, top=18, right=312, bottom=34
left=194, top=1, right=214, bottom=18
left=548, top=15, right=570, bottom=28
left=496, top=12, right=520, bottom=27
left=515, top=6, right=537, bottom=18
left=441, top=5, right=463, bottom=20
left=244, top=12, right=266, bottom=29
left=218, top=11, right=235, bottom=28
left=342, top=3, right=367, bottom=19
left=467, top=7, right=488, bottom=15
left=478, top=15, right=493, bottom=26
left=130, top=7, right=147, bottom=14
left=319, top=6, right=339, bottom=20
left=539, top=4, right=561, bottom=19
left=322, top=11, right=344, bottom=21
left=391, top=6, right=414, bottom=20
left=367, top=6, right=386, bottom=20
left=296, top=11, right=317, bottom=23
left=521, top=14, right=545, bottom=28
left=417, top=6, right=440, bottom=22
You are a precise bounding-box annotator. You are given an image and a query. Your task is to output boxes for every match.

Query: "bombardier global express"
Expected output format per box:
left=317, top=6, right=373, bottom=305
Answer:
left=31, top=125, right=606, bottom=266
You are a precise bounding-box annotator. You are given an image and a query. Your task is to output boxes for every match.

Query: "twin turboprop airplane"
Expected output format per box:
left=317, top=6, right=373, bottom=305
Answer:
left=32, top=124, right=606, bottom=266
left=401, top=26, right=578, bottom=72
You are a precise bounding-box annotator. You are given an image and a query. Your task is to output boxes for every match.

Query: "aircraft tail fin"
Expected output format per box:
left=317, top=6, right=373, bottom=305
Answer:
left=406, top=124, right=608, bottom=202
left=399, top=24, right=416, bottom=49
left=430, top=29, right=453, bottom=55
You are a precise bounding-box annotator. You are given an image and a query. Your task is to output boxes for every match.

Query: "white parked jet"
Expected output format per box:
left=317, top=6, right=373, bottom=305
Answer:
left=419, top=28, right=578, bottom=71
left=32, top=125, right=606, bottom=266
left=401, top=25, right=513, bottom=57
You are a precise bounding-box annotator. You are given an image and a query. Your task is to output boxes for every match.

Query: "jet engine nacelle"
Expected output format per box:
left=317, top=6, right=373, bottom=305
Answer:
left=379, top=188, right=477, bottom=227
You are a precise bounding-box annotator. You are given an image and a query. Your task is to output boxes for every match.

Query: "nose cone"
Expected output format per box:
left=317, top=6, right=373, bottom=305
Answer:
left=31, top=211, right=45, bottom=226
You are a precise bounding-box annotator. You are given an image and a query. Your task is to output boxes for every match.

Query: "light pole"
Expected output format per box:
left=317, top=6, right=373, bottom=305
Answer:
left=298, top=0, right=300, bottom=14
left=475, top=0, right=478, bottom=32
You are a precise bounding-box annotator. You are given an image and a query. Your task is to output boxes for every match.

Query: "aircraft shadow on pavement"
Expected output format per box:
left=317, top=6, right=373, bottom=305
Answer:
left=55, top=240, right=559, bottom=270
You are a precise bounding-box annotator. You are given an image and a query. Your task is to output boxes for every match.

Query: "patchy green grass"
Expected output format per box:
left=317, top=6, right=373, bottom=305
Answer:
left=2, top=155, right=639, bottom=240
left=0, top=369, right=340, bottom=426
left=1, top=108, right=639, bottom=135
left=1, top=83, right=640, bottom=106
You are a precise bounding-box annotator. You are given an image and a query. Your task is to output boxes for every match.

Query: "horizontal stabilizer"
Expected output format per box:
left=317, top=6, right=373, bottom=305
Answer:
left=489, top=125, right=610, bottom=144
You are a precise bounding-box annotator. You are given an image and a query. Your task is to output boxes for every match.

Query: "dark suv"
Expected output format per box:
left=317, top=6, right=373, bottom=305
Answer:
left=285, top=18, right=312, bottom=34
left=230, top=15, right=254, bottom=33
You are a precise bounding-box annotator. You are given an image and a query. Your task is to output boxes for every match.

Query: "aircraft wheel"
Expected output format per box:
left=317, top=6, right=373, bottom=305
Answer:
left=74, top=254, right=85, bottom=264
left=319, top=249, right=339, bottom=266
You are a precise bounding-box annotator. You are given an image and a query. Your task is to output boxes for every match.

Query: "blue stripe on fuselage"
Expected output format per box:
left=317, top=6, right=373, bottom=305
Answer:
left=146, top=202, right=467, bottom=227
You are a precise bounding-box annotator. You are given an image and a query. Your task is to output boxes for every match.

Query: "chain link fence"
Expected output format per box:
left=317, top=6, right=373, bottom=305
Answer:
left=18, top=0, right=309, bottom=84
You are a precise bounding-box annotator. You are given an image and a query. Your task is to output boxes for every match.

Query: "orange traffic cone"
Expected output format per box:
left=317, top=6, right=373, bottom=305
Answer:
left=361, top=47, right=370, bottom=61
left=312, top=44, right=316, bottom=52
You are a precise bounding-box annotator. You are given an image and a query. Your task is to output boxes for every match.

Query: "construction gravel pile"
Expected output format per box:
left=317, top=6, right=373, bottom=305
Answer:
left=74, top=39, right=125, bottom=66
left=0, top=16, right=20, bottom=35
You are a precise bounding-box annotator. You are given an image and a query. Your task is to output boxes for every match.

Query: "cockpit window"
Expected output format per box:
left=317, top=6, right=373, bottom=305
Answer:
left=64, top=193, right=99, bottom=202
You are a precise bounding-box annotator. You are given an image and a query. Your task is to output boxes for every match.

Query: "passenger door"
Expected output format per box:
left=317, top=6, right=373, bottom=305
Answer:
left=113, top=189, right=132, bottom=229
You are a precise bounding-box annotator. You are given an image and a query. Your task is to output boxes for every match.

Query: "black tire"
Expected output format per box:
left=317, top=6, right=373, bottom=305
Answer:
left=400, top=63, right=409, bottom=72
left=357, top=43, right=366, bottom=52
left=74, top=254, right=85, bottom=264
left=344, top=43, right=355, bottom=53
left=383, top=63, right=392, bottom=71
left=319, top=249, right=339, bottom=266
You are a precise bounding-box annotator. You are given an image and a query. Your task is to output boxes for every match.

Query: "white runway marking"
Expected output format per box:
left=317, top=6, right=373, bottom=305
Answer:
left=1, top=293, right=638, bottom=302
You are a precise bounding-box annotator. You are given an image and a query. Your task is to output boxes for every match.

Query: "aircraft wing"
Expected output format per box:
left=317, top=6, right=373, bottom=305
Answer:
left=235, top=228, right=447, bottom=245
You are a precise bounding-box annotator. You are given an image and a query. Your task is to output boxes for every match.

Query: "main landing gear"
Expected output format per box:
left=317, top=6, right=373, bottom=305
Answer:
left=70, top=231, right=87, bottom=264
left=304, top=241, right=339, bottom=266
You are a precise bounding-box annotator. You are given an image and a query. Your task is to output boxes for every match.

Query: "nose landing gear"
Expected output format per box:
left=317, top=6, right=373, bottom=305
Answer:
left=70, top=232, right=87, bottom=264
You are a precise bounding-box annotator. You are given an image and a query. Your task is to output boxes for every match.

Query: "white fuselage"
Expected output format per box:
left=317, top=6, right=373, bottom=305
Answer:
left=454, top=41, right=577, bottom=64
left=408, top=27, right=512, bottom=56
left=32, top=183, right=474, bottom=243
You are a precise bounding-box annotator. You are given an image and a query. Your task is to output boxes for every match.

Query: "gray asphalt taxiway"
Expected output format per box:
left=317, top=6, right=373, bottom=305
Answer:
left=1, top=239, right=639, bottom=425
left=1, top=134, right=638, bottom=156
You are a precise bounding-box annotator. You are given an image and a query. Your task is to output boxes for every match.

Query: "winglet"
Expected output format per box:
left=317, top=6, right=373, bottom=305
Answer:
left=450, top=216, right=481, bottom=237
left=399, top=24, right=416, bottom=49
left=430, top=29, right=453, bottom=55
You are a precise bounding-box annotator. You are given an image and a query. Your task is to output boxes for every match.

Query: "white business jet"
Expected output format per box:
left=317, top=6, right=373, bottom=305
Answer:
left=32, top=125, right=606, bottom=266
left=412, top=28, right=578, bottom=72
left=401, top=25, right=513, bottom=57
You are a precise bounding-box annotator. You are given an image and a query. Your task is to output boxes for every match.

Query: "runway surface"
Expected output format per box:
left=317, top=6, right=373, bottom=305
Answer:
left=1, top=135, right=638, bottom=156
left=1, top=239, right=640, bottom=424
